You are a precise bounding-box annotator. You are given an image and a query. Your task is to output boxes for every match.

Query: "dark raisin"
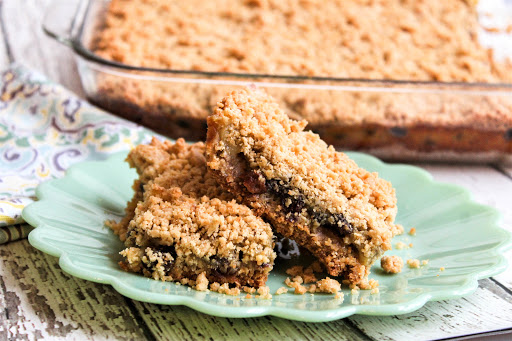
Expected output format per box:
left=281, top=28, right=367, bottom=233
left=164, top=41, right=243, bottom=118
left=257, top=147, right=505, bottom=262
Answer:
left=243, top=171, right=266, bottom=194
left=313, top=212, right=353, bottom=237
left=139, top=182, right=145, bottom=194
left=333, top=213, right=353, bottom=236
left=310, top=210, right=325, bottom=224
left=284, top=194, right=305, bottom=214
left=211, top=257, right=239, bottom=276
left=146, top=246, right=176, bottom=275
left=163, top=261, right=173, bottom=275
left=259, top=263, right=271, bottom=269
left=266, top=179, right=281, bottom=193
left=266, top=178, right=304, bottom=216
left=390, top=127, right=407, bottom=137
left=504, top=128, right=512, bottom=141
left=266, top=178, right=353, bottom=238
left=285, top=213, right=299, bottom=223
left=142, top=260, right=154, bottom=272
left=155, top=244, right=177, bottom=260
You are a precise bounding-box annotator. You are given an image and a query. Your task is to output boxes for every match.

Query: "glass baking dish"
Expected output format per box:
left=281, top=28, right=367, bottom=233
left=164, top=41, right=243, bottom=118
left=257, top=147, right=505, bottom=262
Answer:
left=43, top=0, right=512, bottom=163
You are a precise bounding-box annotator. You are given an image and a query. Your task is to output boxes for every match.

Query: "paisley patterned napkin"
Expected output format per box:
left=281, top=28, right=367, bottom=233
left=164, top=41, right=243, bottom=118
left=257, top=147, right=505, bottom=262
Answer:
left=0, top=64, right=155, bottom=244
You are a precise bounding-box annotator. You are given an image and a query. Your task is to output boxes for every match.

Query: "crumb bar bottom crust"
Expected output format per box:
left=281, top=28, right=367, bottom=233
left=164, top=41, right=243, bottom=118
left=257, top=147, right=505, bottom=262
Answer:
left=108, top=138, right=276, bottom=288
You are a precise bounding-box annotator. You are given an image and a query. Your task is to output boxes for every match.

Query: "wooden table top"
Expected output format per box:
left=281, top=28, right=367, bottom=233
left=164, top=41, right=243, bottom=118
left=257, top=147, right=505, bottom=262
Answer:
left=1, top=1, right=511, bottom=340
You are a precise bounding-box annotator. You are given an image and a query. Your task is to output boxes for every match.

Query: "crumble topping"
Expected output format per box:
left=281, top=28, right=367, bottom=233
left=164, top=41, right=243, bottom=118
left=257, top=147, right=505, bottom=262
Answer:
left=96, top=0, right=510, bottom=83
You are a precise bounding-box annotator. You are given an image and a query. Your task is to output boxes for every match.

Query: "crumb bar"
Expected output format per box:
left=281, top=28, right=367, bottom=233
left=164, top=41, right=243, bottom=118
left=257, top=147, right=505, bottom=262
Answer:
left=206, top=89, right=402, bottom=287
left=108, top=137, right=276, bottom=288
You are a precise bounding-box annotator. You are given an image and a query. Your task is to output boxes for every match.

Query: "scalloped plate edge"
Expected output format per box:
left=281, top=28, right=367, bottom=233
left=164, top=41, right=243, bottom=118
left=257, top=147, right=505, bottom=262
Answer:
left=22, top=152, right=512, bottom=322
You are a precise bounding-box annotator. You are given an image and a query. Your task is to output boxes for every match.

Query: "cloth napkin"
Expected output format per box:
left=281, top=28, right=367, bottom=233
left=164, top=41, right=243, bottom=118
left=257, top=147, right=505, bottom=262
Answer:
left=0, top=64, right=155, bottom=244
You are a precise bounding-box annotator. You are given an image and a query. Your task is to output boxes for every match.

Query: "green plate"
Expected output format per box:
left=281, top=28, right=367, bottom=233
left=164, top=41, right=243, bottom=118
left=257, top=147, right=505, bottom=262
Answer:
left=22, top=151, right=512, bottom=322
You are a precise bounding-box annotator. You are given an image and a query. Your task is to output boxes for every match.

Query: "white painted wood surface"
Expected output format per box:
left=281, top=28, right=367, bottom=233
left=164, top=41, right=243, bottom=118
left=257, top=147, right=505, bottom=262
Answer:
left=1, top=1, right=511, bottom=340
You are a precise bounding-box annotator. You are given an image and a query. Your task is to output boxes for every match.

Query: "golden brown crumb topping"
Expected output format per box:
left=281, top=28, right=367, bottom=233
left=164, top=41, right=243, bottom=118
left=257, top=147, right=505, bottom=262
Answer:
left=123, top=138, right=275, bottom=263
left=95, top=0, right=511, bottom=83
left=207, top=89, right=400, bottom=254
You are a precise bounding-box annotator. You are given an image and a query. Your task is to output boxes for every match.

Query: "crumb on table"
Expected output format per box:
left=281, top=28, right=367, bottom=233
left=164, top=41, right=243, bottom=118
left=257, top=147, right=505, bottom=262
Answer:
left=409, top=227, right=416, bottom=235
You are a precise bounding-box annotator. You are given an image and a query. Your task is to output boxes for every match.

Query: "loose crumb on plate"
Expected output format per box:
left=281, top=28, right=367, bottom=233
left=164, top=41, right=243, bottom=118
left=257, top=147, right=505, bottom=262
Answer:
left=285, top=263, right=319, bottom=284
left=395, top=242, right=409, bottom=250
left=381, top=255, right=404, bottom=274
left=275, top=287, right=289, bottom=295
left=407, top=259, right=421, bottom=268
left=243, top=286, right=257, bottom=294
left=409, top=227, right=417, bottom=236
left=285, top=277, right=308, bottom=295
left=216, top=283, right=241, bottom=296
left=315, top=277, right=342, bottom=294
left=284, top=275, right=344, bottom=296
left=334, top=292, right=344, bottom=300
left=421, top=259, right=429, bottom=266
left=440, top=267, right=446, bottom=271
left=256, top=286, right=272, bottom=299
left=292, top=276, right=304, bottom=284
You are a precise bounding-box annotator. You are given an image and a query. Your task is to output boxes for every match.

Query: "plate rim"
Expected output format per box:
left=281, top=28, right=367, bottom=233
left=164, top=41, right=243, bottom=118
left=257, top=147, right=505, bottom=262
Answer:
left=22, top=151, right=512, bottom=322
